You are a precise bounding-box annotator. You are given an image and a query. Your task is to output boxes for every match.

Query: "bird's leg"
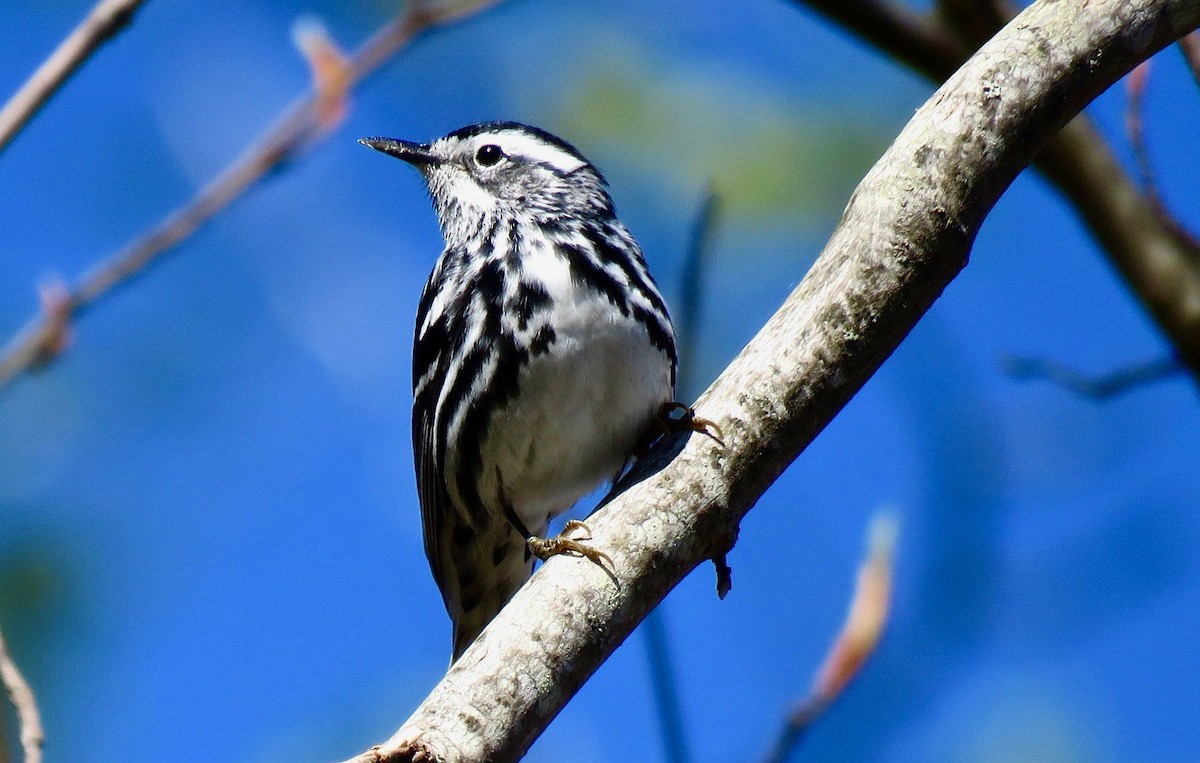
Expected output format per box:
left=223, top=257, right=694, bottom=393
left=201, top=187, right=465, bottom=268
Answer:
left=636, top=401, right=725, bottom=454
left=527, top=520, right=613, bottom=568
left=497, top=473, right=612, bottom=568
left=660, top=401, right=724, bottom=444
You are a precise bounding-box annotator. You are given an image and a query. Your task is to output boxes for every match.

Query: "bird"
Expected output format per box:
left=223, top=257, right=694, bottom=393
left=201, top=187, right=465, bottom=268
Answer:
left=361, top=122, right=678, bottom=661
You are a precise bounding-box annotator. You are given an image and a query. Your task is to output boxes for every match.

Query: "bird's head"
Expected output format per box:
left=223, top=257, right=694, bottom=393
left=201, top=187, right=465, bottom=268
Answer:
left=361, top=122, right=613, bottom=247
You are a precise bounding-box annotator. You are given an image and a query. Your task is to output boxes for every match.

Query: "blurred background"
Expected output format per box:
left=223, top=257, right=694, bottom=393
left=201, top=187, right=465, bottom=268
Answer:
left=1, top=0, right=1198, bottom=761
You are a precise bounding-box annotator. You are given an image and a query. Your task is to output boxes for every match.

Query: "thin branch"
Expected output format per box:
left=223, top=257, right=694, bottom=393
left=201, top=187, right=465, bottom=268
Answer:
left=796, top=0, right=1200, bottom=385
left=0, top=627, right=43, bottom=763
left=1001, top=355, right=1184, bottom=399
left=1124, top=61, right=1200, bottom=250
left=792, top=1, right=967, bottom=79
left=641, top=613, right=690, bottom=763
left=1179, top=31, right=1200, bottom=86
left=639, top=189, right=721, bottom=763
left=764, top=513, right=898, bottom=763
left=675, top=188, right=720, bottom=390
left=0, top=0, right=147, bottom=155
left=340, top=2, right=1200, bottom=760
left=0, top=0, right=502, bottom=393
left=935, top=0, right=1014, bottom=49
left=1126, top=62, right=1159, bottom=198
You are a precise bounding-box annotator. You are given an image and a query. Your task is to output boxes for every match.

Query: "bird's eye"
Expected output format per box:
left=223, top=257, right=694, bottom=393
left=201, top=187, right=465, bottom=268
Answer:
left=475, top=144, right=505, bottom=167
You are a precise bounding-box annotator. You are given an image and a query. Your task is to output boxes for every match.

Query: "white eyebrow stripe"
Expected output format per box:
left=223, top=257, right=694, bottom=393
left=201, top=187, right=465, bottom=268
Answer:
left=485, top=132, right=586, bottom=174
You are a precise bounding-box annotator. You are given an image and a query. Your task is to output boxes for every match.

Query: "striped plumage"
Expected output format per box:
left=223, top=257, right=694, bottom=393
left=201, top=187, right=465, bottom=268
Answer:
left=362, top=123, right=676, bottom=660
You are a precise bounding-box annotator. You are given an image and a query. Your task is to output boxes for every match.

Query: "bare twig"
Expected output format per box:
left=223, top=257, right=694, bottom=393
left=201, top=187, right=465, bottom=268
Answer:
left=764, top=514, right=897, bottom=763
left=340, top=2, right=1200, bottom=760
left=1001, top=354, right=1183, bottom=399
left=0, top=626, right=43, bottom=763
left=641, top=613, right=690, bottom=763
left=793, top=1, right=968, bottom=78
left=675, top=189, right=720, bottom=389
left=795, top=0, right=1200, bottom=385
left=639, top=189, right=721, bottom=763
left=1124, top=61, right=1200, bottom=250
left=0, top=0, right=147, bottom=155
left=1125, top=62, right=1158, bottom=195
left=935, top=0, right=1012, bottom=49
left=1179, top=31, right=1200, bottom=86
left=0, top=0, right=502, bottom=393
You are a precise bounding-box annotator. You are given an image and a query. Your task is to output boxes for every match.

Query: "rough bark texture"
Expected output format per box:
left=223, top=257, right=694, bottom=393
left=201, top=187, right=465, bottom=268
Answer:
left=800, top=0, right=1200, bottom=382
left=344, top=1, right=1200, bottom=760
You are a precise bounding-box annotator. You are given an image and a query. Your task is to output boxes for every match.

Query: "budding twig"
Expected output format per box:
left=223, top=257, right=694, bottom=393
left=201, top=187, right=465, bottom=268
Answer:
left=763, top=513, right=898, bottom=763
left=1124, top=60, right=1200, bottom=250
left=0, top=0, right=502, bottom=393
left=0, top=0, right=147, bottom=155
left=0, top=626, right=43, bottom=763
left=1179, top=31, right=1200, bottom=87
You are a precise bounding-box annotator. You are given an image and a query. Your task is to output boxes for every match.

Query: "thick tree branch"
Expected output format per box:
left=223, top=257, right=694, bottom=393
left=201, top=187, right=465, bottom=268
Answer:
left=0, top=626, right=42, bottom=763
left=0, top=0, right=147, bottom=155
left=798, top=0, right=1200, bottom=385
left=343, top=1, right=1200, bottom=760
left=0, top=0, right=501, bottom=393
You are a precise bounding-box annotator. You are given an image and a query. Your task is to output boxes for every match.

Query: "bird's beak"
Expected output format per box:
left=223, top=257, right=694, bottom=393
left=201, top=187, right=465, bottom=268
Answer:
left=359, top=137, right=439, bottom=167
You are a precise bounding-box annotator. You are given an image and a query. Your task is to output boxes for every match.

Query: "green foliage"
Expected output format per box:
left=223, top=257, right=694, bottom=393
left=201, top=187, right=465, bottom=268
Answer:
left=547, top=51, right=894, bottom=233
left=0, top=534, right=68, bottom=629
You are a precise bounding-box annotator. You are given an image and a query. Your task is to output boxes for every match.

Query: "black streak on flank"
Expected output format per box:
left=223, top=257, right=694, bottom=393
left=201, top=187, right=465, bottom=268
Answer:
left=456, top=562, right=476, bottom=590
left=632, top=304, right=676, bottom=361
left=452, top=524, right=472, bottom=549
left=460, top=589, right=481, bottom=614
left=475, top=259, right=506, bottom=307
left=492, top=541, right=512, bottom=566
left=513, top=282, right=552, bottom=331
left=587, top=227, right=672, bottom=321
left=453, top=321, right=528, bottom=529
left=529, top=325, right=557, bottom=357
left=436, top=340, right=490, bottom=522
left=559, top=242, right=630, bottom=316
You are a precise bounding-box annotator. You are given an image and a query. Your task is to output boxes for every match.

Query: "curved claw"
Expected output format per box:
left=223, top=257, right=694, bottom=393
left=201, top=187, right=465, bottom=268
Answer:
left=660, top=401, right=725, bottom=446
left=528, top=522, right=613, bottom=569
left=562, top=519, right=593, bottom=540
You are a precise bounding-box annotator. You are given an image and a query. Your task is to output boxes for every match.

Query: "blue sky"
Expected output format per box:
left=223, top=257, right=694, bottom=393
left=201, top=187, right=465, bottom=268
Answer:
left=1, top=1, right=1198, bottom=761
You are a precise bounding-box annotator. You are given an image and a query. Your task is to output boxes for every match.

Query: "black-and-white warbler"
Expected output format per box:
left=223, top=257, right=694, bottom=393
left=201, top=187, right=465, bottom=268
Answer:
left=362, top=122, right=678, bottom=660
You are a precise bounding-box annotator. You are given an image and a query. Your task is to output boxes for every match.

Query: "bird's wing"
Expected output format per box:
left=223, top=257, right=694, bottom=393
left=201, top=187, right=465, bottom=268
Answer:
left=414, top=382, right=532, bottom=661
left=412, top=259, right=460, bottom=617
left=413, top=401, right=455, bottom=611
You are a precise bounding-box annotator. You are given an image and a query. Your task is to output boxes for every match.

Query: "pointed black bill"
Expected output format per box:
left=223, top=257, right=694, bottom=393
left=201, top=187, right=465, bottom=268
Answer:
left=358, top=137, right=438, bottom=166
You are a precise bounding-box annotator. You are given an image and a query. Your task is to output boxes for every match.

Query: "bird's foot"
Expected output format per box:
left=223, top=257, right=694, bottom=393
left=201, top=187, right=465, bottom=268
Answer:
left=527, top=520, right=613, bottom=568
left=657, top=401, right=725, bottom=446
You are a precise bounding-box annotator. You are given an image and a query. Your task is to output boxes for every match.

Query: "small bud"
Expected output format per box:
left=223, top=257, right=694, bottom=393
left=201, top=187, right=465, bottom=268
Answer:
left=292, top=17, right=352, bottom=132
left=35, top=278, right=74, bottom=365
left=786, top=512, right=898, bottom=732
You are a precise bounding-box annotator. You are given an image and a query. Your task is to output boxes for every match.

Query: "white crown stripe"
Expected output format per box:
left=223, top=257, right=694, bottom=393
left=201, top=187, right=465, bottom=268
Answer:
left=484, top=131, right=587, bottom=174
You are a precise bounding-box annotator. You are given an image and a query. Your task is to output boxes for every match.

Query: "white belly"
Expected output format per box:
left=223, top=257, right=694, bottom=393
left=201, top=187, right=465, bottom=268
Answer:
left=480, top=304, right=672, bottom=533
